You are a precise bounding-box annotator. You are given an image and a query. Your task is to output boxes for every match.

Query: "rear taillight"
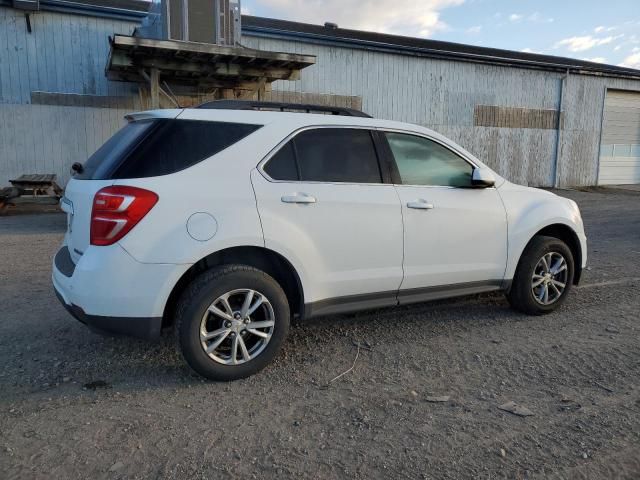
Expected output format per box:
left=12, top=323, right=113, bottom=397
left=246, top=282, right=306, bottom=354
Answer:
left=90, top=186, right=158, bottom=246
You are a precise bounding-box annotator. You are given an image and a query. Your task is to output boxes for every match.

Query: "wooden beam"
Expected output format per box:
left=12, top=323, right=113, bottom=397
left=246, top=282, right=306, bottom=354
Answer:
left=112, top=70, right=265, bottom=90
left=111, top=34, right=316, bottom=66
left=109, top=52, right=303, bottom=81
left=256, top=78, right=267, bottom=101
left=150, top=68, right=160, bottom=109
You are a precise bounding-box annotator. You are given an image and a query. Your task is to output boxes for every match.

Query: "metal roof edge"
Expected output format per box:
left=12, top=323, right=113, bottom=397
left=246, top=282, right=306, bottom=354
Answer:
left=242, top=24, right=640, bottom=81
left=0, top=0, right=147, bottom=21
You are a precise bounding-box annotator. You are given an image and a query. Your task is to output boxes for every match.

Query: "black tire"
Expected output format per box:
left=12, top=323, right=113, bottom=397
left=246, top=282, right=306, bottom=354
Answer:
left=176, top=264, right=290, bottom=381
left=507, top=235, right=574, bottom=315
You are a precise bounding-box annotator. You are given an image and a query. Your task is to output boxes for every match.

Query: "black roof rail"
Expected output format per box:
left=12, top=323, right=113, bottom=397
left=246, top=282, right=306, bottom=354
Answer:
left=196, top=100, right=372, bottom=118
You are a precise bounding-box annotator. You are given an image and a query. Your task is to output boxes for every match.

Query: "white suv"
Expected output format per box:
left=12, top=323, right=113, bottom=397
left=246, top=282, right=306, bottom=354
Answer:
left=53, top=101, right=587, bottom=380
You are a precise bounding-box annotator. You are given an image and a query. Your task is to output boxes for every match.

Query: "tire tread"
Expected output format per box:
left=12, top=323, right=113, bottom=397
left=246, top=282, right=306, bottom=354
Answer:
left=175, top=264, right=289, bottom=380
left=507, top=235, right=574, bottom=315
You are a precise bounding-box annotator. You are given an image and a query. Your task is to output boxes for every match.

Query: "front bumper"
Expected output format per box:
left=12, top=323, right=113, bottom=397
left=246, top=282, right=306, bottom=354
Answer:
left=575, top=231, right=588, bottom=285
left=52, top=243, right=190, bottom=340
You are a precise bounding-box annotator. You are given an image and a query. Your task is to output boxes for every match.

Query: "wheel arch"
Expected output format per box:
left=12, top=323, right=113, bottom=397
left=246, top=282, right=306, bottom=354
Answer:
left=162, top=246, right=304, bottom=329
left=523, top=223, right=583, bottom=285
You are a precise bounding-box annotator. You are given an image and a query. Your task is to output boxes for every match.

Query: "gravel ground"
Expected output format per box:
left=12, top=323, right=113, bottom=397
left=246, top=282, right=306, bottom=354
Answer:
left=1, top=188, right=639, bottom=479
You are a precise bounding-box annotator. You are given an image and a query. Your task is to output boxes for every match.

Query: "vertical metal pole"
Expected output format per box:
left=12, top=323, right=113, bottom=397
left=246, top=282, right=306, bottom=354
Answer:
left=214, top=0, right=221, bottom=44
left=594, top=87, right=609, bottom=186
left=182, top=0, right=189, bottom=40
left=553, top=69, right=569, bottom=188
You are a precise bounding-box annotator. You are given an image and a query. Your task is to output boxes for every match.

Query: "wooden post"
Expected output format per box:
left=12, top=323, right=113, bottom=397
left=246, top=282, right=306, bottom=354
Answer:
left=257, top=79, right=267, bottom=101
left=221, top=88, right=235, bottom=99
left=150, top=68, right=160, bottom=109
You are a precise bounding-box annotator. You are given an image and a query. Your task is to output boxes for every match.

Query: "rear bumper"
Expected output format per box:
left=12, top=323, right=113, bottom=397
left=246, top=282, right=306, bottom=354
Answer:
left=54, top=287, right=162, bottom=339
left=52, top=243, right=190, bottom=340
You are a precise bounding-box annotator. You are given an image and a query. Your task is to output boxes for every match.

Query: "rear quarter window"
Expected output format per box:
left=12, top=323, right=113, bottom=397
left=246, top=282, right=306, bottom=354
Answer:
left=76, top=119, right=262, bottom=180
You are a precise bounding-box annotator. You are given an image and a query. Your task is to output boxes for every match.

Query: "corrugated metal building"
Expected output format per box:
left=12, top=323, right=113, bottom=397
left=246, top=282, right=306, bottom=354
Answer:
left=1, top=0, right=640, bottom=187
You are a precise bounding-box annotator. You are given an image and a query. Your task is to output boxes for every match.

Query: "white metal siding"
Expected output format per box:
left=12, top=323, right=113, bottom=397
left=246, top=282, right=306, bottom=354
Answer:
left=242, top=35, right=640, bottom=188
left=3, top=4, right=640, bottom=188
left=598, top=90, right=640, bottom=185
left=0, top=7, right=138, bottom=185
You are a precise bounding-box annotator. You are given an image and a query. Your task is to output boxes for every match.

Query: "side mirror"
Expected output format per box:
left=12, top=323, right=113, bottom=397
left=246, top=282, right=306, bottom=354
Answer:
left=471, top=168, right=496, bottom=188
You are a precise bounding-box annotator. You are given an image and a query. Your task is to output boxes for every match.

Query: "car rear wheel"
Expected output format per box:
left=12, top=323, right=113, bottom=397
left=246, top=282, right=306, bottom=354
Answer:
left=176, top=265, right=290, bottom=380
left=507, top=236, right=574, bottom=315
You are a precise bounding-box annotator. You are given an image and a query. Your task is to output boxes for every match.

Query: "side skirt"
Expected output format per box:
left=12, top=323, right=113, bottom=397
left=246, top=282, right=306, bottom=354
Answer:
left=398, top=280, right=504, bottom=305
left=304, top=280, right=504, bottom=318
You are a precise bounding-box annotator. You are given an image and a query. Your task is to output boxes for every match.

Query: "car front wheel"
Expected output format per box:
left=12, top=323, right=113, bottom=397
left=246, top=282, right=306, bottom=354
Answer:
left=176, top=265, right=290, bottom=380
left=507, top=235, right=575, bottom=315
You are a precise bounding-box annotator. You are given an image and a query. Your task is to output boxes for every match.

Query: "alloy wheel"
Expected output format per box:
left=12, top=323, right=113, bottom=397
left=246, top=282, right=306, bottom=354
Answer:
left=199, top=289, right=275, bottom=365
left=531, top=252, right=568, bottom=305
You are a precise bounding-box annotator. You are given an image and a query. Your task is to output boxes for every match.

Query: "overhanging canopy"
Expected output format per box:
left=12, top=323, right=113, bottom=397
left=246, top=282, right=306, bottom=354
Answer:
left=106, top=34, right=316, bottom=89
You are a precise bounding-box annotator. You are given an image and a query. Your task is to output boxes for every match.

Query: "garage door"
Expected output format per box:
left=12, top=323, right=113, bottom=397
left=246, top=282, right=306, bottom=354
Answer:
left=598, top=90, right=640, bottom=185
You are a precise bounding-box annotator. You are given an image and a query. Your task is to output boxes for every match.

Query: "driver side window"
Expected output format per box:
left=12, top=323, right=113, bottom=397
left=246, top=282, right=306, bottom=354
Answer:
left=385, top=132, right=473, bottom=187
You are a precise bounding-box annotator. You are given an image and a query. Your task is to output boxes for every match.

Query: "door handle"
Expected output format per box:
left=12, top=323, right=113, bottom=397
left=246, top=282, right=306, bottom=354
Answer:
left=407, top=199, right=434, bottom=210
left=281, top=193, right=317, bottom=204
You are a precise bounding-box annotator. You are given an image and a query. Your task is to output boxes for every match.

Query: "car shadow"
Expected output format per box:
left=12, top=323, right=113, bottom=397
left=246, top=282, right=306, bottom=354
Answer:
left=0, top=292, right=523, bottom=400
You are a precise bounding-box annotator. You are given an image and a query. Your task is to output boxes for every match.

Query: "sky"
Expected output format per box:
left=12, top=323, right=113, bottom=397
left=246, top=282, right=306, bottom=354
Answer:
left=240, top=0, right=640, bottom=69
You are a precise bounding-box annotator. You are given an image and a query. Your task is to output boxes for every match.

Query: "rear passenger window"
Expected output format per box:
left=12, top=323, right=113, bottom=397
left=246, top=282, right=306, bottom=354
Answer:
left=296, top=129, right=381, bottom=183
left=263, top=128, right=382, bottom=183
left=264, top=142, right=298, bottom=181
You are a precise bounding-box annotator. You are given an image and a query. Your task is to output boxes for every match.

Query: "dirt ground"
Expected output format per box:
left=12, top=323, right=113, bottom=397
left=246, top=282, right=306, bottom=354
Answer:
left=1, top=188, right=639, bottom=479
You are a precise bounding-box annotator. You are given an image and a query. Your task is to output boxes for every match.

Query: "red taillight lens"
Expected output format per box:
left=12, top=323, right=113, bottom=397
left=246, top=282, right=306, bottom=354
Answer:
left=90, top=186, right=158, bottom=246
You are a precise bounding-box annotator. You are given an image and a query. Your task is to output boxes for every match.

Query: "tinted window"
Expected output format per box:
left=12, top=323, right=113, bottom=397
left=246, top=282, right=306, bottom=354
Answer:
left=264, top=142, right=298, bottom=181
left=114, top=120, right=261, bottom=179
left=295, top=129, right=382, bottom=183
left=76, top=120, right=155, bottom=180
left=76, top=119, right=261, bottom=180
left=386, top=133, right=472, bottom=187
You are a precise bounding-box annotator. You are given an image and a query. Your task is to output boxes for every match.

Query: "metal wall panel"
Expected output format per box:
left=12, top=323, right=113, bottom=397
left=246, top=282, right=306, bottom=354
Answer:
left=0, top=7, right=139, bottom=104
left=3, top=4, right=640, bottom=188
left=0, top=103, right=130, bottom=185
left=242, top=35, right=640, bottom=188
left=0, top=7, right=138, bottom=185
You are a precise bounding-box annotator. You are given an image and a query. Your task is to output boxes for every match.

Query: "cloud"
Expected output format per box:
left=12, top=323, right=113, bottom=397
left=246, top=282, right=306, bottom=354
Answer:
left=466, top=25, right=482, bottom=34
left=254, top=0, right=465, bottom=37
left=528, top=12, right=553, bottom=23
left=619, top=52, right=640, bottom=69
left=583, top=57, right=607, bottom=63
left=507, top=12, right=551, bottom=24
left=594, top=25, right=617, bottom=33
left=521, top=48, right=541, bottom=54
left=554, top=35, right=623, bottom=52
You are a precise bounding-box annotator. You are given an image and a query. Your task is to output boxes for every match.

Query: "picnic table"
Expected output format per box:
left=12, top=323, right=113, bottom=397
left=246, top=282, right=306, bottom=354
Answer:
left=9, top=174, right=63, bottom=197
left=1, top=174, right=63, bottom=214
